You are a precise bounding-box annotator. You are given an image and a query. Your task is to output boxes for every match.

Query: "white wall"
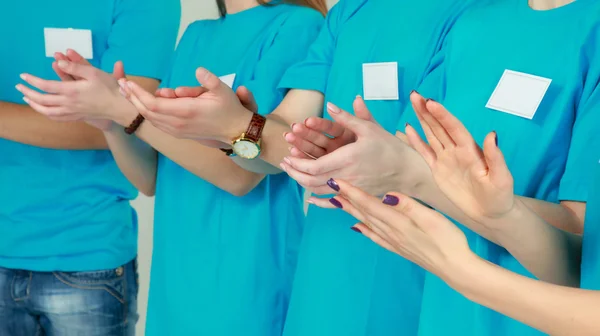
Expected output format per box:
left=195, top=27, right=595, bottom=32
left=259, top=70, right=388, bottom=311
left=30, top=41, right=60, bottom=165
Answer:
left=133, top=1, right=338, bottom=335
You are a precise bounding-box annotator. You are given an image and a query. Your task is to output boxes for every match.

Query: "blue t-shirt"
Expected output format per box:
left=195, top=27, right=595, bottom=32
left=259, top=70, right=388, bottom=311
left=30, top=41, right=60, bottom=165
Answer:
left=398, top=0, right=600, bottom=335
left=581, top=160, right=600, bottom=289
left=277, top=0, right=480, bottom=334
left=0, top=0, right=180, bottom=271
left=146, top=5, right=323, bottom=336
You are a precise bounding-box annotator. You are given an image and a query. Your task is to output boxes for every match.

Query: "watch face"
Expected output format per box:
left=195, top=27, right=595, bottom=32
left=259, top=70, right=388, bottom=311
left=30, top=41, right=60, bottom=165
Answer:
left=232, top=140, right=260, bottom=159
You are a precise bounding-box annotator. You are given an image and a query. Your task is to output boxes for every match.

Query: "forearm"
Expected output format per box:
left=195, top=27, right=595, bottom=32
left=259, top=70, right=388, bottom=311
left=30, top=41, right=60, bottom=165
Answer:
left=0, top=101, right=107, bottom=149
left=519, top=197, right=585, bottom=234
left=451, top=257, right=599, bottom=336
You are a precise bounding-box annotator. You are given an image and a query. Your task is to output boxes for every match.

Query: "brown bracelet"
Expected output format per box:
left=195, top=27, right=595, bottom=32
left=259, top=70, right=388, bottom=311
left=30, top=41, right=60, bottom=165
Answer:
left=124, top=114, right=145, bottom=135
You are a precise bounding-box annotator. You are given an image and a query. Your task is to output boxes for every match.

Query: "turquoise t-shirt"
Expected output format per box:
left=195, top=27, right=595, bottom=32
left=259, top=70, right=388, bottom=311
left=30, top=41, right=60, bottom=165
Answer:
left=277, top=0, right=481, bottom=334
left=0, top=0, right=180, bottom=271
left=146, top=5, right=323, bottom=336
left=581, top=160, right=600, bottom=289
left=398, top=0, right=600, bottom=335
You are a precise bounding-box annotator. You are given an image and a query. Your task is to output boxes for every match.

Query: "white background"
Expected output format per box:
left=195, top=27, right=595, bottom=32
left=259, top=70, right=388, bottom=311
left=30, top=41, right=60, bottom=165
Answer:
left=134, top=1, right=337, bottom=334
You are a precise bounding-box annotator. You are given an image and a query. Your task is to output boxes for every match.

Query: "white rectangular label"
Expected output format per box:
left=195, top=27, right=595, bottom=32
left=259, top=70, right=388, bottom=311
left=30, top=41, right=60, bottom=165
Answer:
left=362, top=62, right=399, bottom=101
left=44, top=28, right=94, bottom=59
left=485, top=69, right=551, bottom=119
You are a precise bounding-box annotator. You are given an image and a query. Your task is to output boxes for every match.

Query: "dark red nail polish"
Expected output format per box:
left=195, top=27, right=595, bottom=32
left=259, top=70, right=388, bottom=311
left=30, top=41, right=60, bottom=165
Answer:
left=327, top=178, right=340, bottom=192
left=329, top=198, right=343, bottom=209
left=351, top=227, right=362, bottom=234
left=383, top=195, right=399, bottom=206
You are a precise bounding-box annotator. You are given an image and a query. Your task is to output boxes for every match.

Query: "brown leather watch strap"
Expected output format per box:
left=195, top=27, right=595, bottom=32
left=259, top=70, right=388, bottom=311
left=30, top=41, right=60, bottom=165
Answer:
left=245, top=113, right=266, bottom=143
left=124, top=114, right=145, bottom=135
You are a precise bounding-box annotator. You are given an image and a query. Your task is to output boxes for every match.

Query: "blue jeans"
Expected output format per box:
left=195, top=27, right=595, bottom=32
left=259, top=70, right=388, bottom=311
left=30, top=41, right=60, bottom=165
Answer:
left=0, top=259, right=138, bottom=336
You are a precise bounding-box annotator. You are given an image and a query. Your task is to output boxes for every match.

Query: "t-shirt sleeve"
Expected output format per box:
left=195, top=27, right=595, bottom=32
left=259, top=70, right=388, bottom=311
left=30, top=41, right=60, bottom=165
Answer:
left=277, top=0, right=365, bottom=94
left=558, top=26, right=600, bottom=202
left=100, top=0, right=181, bottom=80
left=242, top=9, right=324, bottom=115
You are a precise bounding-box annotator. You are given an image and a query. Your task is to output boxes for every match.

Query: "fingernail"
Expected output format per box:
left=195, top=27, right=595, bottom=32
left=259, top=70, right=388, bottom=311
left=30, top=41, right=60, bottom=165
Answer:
left=329, top=198, right=343, bottom=209
left=23, top=97, right=30, bottom=103
left=426, top=98, right=436, bottom=103
left=383, top=195, right=399, bottom=206
left=410, top=90, right=419, bottom=95
left=57, top=60, right=68, bottom=68
left=327, top=178, right=340, bottom=192
left=279, top=163, right=287, bottom=172
left=15, top=85, right=21, bottom=92
left=127, top=81, right=134, bottom=89
left=405, top=122, right=411, bottom=128
left=197, top=68, right=209, bottom=80
left=327, top=102, right=340, bottom=114
left=20, top=74, right=27, bottom=80
left=356, top=95, right=362, bottom=100
left=291, top=123, right=296, bottom=129
left=494, top=131, right=499, bottom=147
left=306, top=199, right=315, bottom=205
left=304, top=118, right=309, bottom=124
left=351, top=227, right=362, bottom=234
left=283, top=157, right=291, bottom=165
left=119, top=88, right=127, bottom=97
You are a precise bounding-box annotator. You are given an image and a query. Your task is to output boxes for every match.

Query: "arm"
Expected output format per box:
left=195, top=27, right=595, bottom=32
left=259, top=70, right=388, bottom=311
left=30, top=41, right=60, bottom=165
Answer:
left=452, top=256, right=599, bottom=336
left=0, top=101, right=107, bottom=150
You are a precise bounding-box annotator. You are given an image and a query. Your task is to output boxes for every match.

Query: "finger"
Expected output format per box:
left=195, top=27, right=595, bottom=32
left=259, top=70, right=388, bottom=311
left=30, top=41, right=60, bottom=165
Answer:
left=22, top=97, right=70, bottom=119
left=55, top=60, right=96, bottom=79
left=174, top=86, right=208, bottom=98
left=20, top=74, right=75, bottom=94
left=52, top=54, right=74, bottom=81
left=284, top=152, right=345, bottom=177
left=284, top=132, right=327, bottom=159
left=127, top=81, right=178, bottom=115
left=410, top=92, right=444, bottom=154
left=279, top=162, right=331, bottom=189
left=306, top=196, right=336, bottom=209
left=289, top=146, right=314, bottom=160
left=112, top=61, right=126, bottom=80
left=482, top=132, right=513, bottom=187
left=291, top=123, right=334, bottom=150
left=353, top=95, right=376, bottom=123
left=236, top=86, right=258, bottom=113
left=305, top=117, right=346, bottom=138
left=422, top=100, right=455, bottom=148
left=427, top=100, right=476, bottom=147
left=332, top=195, right=393, bottom=241
left=128, top=90, right=182, bottom=131
left=326, top=102, right=370, bottom=136
left=155, top=88, right=178, bottom=98
left=405, top=123, right=436, bottom=168
left=65, top=49, right=90, bottom=64
left=195, top=67, right=227, bottom=92
left=379, top=191, right=440, bottom=234
left=16, top=84, right=67, bottom=106
left=352, top=223, right=399, bottom=253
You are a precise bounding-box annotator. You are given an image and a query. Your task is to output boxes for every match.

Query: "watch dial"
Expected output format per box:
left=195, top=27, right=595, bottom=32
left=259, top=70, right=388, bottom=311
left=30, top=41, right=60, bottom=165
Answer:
left=233, top=140, right=260, bottom=159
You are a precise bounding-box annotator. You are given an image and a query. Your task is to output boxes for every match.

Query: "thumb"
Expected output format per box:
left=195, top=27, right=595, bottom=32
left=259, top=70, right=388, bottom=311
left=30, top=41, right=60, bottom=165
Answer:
left=482, top=131, right=512, bottom=188
left=66, top=49, right=90, bottom=65
left=195, top=67, right=225, bottom=92
left=353, top=96, right=376, bottom=123
left=236, top=86, right=258, bottom=113
left=326, top=102, right=368, bottom=135
left=56, top=60, right=94, bottom=79
left=112, top=61, right=126, bottom=80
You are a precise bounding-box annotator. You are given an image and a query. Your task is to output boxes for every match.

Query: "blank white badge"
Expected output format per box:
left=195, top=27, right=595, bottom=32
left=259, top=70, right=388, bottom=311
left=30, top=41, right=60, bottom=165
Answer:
left=44, top=28, right=94, bottom=59
left=219, top=74, right=236, bottom=89
left=486, top=69, right=552, bottom=119
left=362, top=62, right=399, bottom=101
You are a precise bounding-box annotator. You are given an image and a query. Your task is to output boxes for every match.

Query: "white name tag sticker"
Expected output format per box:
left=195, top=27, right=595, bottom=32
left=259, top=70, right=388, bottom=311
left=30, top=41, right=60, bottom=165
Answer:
left=486, top=69, right=551, bottom=119
left=219, top=74, right=236, bottom=88
left=44, top=28, right=94, bottom=59
left=362, top=62, right=399, bottom=101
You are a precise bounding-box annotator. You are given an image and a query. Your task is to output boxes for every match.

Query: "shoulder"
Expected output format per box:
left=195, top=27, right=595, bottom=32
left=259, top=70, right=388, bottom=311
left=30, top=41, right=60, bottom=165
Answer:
left=274, top=4, right=325, bottom=28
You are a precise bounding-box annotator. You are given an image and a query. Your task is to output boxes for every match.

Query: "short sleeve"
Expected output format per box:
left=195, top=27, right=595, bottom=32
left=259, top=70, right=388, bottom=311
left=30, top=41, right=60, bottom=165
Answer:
left=558, top=29, right=600, bottom=201
left=242, top=8, right=324, bottom=115
left=277, top=0, right=366, bottom=94
left=100, top=0, right=181, bottom=80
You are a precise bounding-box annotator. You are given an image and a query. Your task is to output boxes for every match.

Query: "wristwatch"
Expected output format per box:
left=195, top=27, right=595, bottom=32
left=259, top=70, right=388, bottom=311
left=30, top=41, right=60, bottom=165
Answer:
left=231, top=113, right=266, bottom=159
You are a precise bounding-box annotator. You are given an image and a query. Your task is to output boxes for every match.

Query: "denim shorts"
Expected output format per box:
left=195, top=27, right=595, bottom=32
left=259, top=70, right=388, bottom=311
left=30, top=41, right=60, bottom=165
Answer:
left=0, top=259, right=138, bottom=336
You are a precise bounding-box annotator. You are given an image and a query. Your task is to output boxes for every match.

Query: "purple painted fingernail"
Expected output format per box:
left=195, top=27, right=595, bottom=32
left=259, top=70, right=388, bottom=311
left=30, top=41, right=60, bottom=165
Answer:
left=329, top=198, right=343, bottom=209
left=426, top=98, right=436, bottom=103
left=327, top=178, right=340, bottom=192
left=494, top=131, right=499, bottom=147
left=405, top=122, right=411, bottom=128
left=383, top=195, right=399, bottom=206
left=410, top=90, right=418, bottom=95
left=351, top=227, right=362, bottom=234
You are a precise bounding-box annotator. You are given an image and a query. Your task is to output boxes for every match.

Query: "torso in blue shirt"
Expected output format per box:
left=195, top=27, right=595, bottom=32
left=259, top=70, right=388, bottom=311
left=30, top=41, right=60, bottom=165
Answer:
left=581, top=161, right=600, bottom=289
left=0, top=0, right=179, bottom=271
left=146, top=5, right=323, bottom=336
left=277, top=0, right=481, bottom=334
left=398, top=1, right=600, bottom=335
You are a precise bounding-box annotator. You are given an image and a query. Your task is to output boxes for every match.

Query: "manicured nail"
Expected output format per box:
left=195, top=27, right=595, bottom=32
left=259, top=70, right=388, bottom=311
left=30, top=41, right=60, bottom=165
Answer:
left=327, top=102, right=341, bottom=114
left=291, top=123, right=296, bottom=129
left=197, top=67, right=210, bottom=80
left=306, top=198, right=315, bottom=205
left=20, top=74, right=27, bottom=80
left=329, top=198, right=343, bottom=209
left=383, top=195, right=399, bottom=206
left=351, top=227, right=362, bottom=234
left=426, top=98, right=436, bottom=103
left=15, top=85, right=22, bottom=92
left=283, top=132, right=288, bottom=139
left=494, top=131, right=499, bottom=147
left=57, top=60, right=68, bottom=69
left=410, top=90, right=419, bottom=95
left=405, top=122, right=411, bottom=129
left=327, top=178, right=340, bottom=192
left=279, top=163, right=287, bottom=172
left=283, top=157, right=291, bottom=165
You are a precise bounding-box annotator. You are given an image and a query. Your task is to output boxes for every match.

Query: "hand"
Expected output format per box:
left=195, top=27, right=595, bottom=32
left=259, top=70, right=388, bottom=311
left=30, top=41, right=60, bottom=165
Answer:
left=280, top=96, right=429, bottom=208
left=119, top=67, right=253, bottom=143
left=150, top=84, right=259, bottom=149
left=329, top=178, right=475, bottom=282
left=404, top=92, right=515, bottom=222
left=17, top=50, right=131, bottom=126
left=284, top=96, right=376, bottom=159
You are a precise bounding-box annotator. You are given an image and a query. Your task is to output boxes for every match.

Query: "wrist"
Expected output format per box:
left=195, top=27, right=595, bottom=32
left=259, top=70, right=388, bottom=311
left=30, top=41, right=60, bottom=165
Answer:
left=488, top=198, right=527, bottom=245
left=111, top=98, right=140, bottom=128
left=444, top=252, right=490, bottom=297
left=222, top=106, right=254, bottom=143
